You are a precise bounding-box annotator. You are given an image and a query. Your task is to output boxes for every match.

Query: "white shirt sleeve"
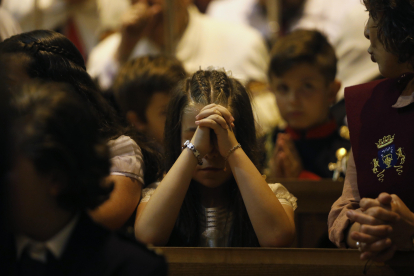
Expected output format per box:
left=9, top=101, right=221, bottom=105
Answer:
left=107, top=135, right=144, bottom=184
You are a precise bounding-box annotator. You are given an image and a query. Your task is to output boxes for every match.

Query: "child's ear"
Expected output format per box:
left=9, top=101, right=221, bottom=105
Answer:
left=126, top=111, right=147, bottom=133
left=328, top=79, right=341, bottom=104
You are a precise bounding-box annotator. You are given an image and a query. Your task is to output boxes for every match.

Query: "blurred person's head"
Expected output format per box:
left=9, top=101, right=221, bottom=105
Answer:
left=269, top=29, right=340, bottom=131
left=113, top=55, right=186, bottom=145
left=0, top=30, right=124, bottom=140
left=7, top=81, right=111, bottom=240
left=363, top=0, right=414, bottom=78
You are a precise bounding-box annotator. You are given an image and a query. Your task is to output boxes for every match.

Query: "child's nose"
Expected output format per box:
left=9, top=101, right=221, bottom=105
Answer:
left=364, top=18, right=371, bottom=40
left=288, top=90, right=300, bottom=104
left=205, top=134, right=220, bottom=158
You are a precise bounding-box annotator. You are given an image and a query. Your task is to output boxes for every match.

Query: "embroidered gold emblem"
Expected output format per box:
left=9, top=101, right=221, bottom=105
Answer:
left=372, top=134, right=405, bottom=181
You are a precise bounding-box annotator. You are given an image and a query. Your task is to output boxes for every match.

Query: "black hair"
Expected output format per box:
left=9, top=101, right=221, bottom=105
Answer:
left=164, top=70, right=260, bottom=247
left=269, top=29, right=337, bottom=82
left=363, top=0, right=414, bottom=68
left=113, top=55, right=187, bottom=122
left=10, top=81, right=112, bottom=211
left=0, top=30, right=162, bottom=185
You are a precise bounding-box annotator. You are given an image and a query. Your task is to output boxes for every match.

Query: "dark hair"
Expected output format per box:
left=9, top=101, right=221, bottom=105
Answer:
left=269, top=29, right=337, bottom=82
left=0, top=30, right=162, bottom=184
left=113, top=55, right=186, bottom=122
left=363, top=0, right=414, bottom=68
left=164, top=70, right=260, bottom=247
left=10, top=81, right=112, bottom=211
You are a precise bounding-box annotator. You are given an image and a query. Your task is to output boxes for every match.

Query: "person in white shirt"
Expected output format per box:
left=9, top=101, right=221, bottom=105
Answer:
left=87, top=0, right=269, bottom=90
left=0, top=6, right=21, bottom=42
left=1, top=0, right=130, bottom=58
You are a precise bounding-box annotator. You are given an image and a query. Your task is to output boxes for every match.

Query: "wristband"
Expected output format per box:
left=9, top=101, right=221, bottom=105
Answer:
left=182, top=140, right=203, bottom=165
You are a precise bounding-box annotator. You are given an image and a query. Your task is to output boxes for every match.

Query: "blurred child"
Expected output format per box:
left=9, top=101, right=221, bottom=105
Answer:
left=7, top=81, right=166, bottom=275
left=134, top=69, right=296, bottom=247
left=266, top=29, right=350, bottom=180
left=113, top=55, right=186, bottom=147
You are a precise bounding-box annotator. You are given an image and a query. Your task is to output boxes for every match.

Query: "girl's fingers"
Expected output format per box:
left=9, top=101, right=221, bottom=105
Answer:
left=346, top=210, right=385, bottom=225
left=195, top=118, right=223, bottom=133
left=197, top=104, right=235, bottom=125
left=196, top=114, right=228, bottom=130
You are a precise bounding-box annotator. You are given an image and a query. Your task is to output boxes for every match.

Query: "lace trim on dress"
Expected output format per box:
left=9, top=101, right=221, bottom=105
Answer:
left=141, top=182, right=159, bottom=202
left=268, top=183, right=298, bottom=211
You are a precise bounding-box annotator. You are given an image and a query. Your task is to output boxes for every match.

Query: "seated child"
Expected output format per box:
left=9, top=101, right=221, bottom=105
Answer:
left=113, top=55, right=187, bottom=147
left=134, top=69, right=296, bottom=247
left=266, top=29, right=351, bottom=180
left=6, top=81, right=166, bottom=275
left=329, top=0, right=414, bottom=262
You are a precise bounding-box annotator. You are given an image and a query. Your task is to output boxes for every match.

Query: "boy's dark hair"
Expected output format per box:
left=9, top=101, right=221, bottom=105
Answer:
left=164, top=69, right=260, bottom=247
left=0, top=30, right=163, bottom=185
left=10, top=81, right=112, bottom=211
left=113, top=55, right=186, bottom=122
left=269, top=29, right=337, bottom=82
left=363, top=0, right=414, bottom=68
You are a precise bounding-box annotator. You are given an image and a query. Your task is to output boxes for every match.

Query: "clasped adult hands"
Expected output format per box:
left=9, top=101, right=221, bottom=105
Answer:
left=347, top=192, right=414, bottom=262
left=190, top=104, right=238, bottom=158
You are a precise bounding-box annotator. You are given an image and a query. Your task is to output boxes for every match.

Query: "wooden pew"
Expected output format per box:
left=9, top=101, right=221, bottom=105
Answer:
left=155, top=247, right=414, bottom=276
left=268, top=179, right=344, bottom=248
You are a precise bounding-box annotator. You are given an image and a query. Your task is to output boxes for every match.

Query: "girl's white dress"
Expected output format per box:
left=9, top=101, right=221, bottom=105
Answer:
left=141, top=182, right=297, bottom=247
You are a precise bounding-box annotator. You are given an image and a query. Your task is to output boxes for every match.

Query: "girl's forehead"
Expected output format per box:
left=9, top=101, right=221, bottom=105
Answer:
left=183, top=104, right=204, bottom=116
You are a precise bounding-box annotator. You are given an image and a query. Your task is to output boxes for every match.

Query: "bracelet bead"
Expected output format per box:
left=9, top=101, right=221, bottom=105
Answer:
left=182, top=140, right=203, bottom=165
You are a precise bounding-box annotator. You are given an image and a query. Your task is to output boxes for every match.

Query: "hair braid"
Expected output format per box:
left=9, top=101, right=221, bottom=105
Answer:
left=23, top=41, right=85, bottom=70
left=211, top=70, right=231, bottom=105
left=193, top=70, right=211, bottom=104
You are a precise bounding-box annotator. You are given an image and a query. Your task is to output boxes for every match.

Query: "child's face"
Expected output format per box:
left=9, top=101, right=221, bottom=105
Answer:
left=7, top=155, right=57, bottom=238
left=143, top=91, right=170, bottom=145
left=270, top=63, right=339, bottom=131
left=181, top=105, right=233, bottom=189
left=364, top=14, right=413, bottom=78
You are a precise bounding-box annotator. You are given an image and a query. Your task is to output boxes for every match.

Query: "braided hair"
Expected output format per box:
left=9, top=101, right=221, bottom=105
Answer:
left=164, top=69, right=260, bottom=247
left=0, top=30, right=163, bottom=185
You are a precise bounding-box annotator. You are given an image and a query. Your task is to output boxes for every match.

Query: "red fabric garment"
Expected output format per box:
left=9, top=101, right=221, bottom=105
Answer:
left=298, top=170, right=321, bottom=180
left=65, top=17, right=87, bottom=61
left=285, top=118, right=338, bottom=140
left=345, top=74, right=414, bottom=211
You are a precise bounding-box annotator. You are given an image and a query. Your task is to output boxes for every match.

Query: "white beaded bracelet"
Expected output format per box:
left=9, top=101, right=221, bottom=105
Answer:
left=182, top=140, right=203, bottom=165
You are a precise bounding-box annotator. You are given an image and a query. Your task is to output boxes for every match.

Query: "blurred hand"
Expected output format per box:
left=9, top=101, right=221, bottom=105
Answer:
left=121, top=0, right=162, bottom=38
left=269, top=133, right=302, bottom=178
